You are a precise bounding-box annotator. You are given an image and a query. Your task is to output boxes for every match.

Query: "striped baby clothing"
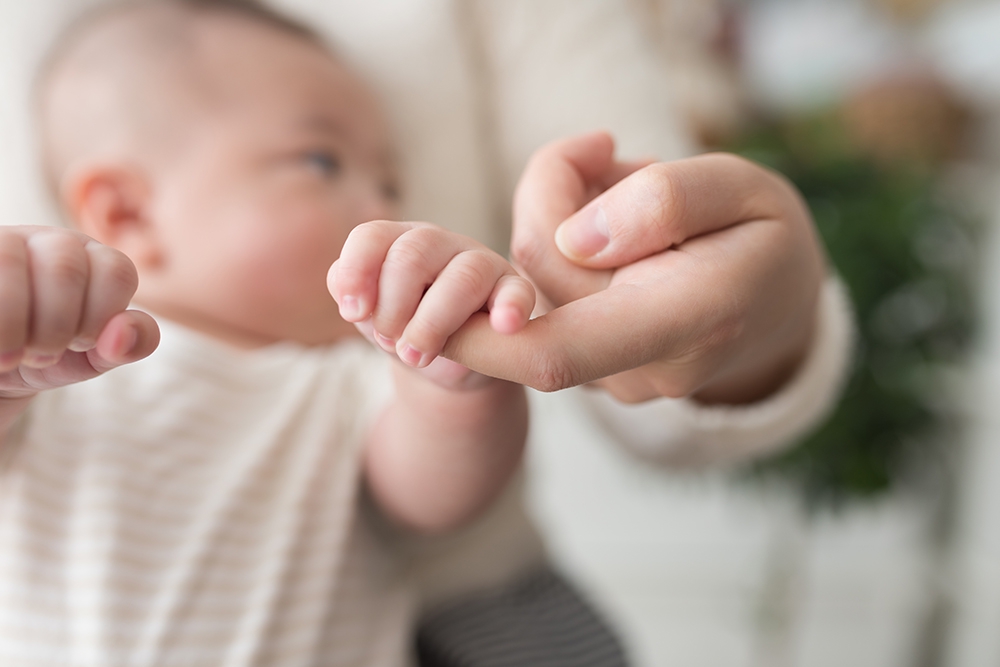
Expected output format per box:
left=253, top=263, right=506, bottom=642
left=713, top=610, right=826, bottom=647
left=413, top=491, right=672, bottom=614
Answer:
left=0, top=320, right=417, bottom=667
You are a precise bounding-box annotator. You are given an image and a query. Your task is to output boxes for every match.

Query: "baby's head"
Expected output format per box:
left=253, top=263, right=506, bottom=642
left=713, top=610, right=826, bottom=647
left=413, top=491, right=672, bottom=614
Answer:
left=37, top=0, right=399, bottom=347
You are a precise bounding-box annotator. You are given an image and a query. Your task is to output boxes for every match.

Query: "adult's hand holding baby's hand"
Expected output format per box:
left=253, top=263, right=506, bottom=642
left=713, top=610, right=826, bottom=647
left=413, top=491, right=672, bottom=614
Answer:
left=0, top=226, right=159, bottom=400
left=328, top=221, right=535, bottom=391
left=442, top=132, right=826, bottom=403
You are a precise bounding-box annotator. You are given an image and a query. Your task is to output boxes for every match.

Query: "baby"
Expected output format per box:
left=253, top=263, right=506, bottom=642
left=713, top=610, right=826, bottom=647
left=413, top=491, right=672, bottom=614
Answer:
left=0, top=0, right=538, bottom=664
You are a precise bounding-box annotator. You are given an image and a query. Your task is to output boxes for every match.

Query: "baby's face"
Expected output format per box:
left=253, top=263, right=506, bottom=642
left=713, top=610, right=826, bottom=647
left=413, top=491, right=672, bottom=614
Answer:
left=139, top=20, right=399, bottom=347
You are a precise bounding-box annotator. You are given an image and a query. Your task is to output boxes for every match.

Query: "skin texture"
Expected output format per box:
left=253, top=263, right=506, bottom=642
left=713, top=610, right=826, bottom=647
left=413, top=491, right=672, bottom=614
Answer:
left=7, top=7, right=530, bottom=534
left=437, top=133, right=826, bottom=405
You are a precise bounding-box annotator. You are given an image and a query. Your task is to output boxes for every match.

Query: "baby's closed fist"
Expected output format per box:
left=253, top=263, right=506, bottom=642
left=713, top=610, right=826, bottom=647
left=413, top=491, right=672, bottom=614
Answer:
left=328, top=221, right=534, bottom=371
left=0, top=226, right=158, bottom=398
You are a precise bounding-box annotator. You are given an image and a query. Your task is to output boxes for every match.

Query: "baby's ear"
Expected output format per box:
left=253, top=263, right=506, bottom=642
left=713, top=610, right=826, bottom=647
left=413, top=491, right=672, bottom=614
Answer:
left=62, top=162, right=161, bottom=267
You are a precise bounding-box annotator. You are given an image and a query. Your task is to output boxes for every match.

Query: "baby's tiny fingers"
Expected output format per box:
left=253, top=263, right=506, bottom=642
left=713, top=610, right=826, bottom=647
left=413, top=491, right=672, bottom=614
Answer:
left=0, top=233, right=30, bottom=370
left=73, top=241, right=139, bottom=352
left=396, top=250, right=503, bottom=368
left=371, top=227, right=469, bottom=343
left=487, top=274, right=535, bottom=335
left=415, top=356, right=492, bottom=391
left=331, top=221, right=417, bottom=322
left=25, top=231, right=89, bottom=368
left=88, top=310, right=160, bottom=374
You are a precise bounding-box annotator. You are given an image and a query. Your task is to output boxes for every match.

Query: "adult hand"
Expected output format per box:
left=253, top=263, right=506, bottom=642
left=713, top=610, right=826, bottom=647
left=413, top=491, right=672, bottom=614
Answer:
left=442, top=132, right=826, bottom=404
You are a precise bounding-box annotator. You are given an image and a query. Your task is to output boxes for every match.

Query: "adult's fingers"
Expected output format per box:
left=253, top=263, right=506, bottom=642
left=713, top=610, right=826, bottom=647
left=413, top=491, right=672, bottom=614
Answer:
left=439, top=287, right=672, bottom=393
left=440, top=257, right=715, bottom=394
left=553, top=153, right=803, bottom=269
left=444, top=218, right=814, bottom=397
left=511, top=132, right=647, bottom=306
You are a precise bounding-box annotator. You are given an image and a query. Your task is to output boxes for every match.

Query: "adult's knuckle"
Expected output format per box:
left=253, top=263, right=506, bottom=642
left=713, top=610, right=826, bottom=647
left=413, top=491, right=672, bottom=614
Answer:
left=640, top=163, right=686, bottom=247
left=713, top=152, right=792, bottom=215
left=527, top=348, right=577, bottom=393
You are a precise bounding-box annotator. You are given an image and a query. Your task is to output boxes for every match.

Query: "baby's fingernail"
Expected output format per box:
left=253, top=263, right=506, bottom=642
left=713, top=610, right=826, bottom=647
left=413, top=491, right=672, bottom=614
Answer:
left=22, top=351, right=61, bottom=369
left=68, top=337, right=96, bottom=352
left=340, top=295, right=362, bottom=321
left=490, top=306, right=524, bottom=335
left=555, top=205, right=610, bottom=260
left=373, top=331, right=396, bottom=353
left=398, top=344, right=429, bottom=368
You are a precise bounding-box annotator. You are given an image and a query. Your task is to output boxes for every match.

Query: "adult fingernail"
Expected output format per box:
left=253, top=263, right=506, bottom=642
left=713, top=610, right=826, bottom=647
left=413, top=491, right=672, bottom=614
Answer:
left=555, top=205, right=610, bottom=260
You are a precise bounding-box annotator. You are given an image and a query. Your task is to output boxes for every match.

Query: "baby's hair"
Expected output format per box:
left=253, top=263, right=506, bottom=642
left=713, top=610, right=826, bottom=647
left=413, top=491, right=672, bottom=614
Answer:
left=40, top=0, right=327, bottom=73
left=35, top=0, right=332, bottom=200
left=160, top=0, right=324, bottom=43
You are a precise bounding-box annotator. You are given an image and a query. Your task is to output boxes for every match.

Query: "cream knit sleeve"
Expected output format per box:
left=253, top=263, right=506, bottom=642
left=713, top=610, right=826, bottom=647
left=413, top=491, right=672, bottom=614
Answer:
left=580, top=275, right=855, bottom=466
left=462, top=0, right=854, bottom=465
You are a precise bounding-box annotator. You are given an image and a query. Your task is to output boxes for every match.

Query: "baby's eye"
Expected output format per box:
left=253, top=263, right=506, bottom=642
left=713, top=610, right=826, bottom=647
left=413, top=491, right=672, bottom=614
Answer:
left=303, top=150, right=342, bottom=177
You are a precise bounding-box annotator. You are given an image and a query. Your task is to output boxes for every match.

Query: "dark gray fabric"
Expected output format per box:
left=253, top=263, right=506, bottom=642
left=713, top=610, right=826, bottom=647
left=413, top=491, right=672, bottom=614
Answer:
left=416, top=568, right=629, bottom=667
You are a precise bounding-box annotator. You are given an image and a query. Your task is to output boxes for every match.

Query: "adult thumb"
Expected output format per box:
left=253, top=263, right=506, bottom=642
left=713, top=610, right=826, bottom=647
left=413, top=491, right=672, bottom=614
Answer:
left=554, top=153, right=787, bottom=269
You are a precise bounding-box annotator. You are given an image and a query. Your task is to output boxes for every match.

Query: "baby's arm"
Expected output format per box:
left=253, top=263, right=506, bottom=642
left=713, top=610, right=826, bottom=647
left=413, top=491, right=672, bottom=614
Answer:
left=0, top=226, right=159, bottom=441
left=329, top=222, right=533, bottom=534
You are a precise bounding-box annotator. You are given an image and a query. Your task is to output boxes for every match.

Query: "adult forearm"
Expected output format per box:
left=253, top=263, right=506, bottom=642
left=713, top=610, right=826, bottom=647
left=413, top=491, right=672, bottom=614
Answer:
left=365, top=364, right=528, bottom=534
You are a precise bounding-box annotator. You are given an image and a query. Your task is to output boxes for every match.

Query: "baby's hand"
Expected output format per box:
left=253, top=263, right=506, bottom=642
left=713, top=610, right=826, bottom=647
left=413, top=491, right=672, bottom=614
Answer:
left=328, top=222, right=534, bottom=381
left=0, top=226, right=159, bottom=399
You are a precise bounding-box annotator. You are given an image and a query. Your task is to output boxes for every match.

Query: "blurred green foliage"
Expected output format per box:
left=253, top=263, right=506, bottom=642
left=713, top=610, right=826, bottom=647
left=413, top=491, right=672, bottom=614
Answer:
left=726, top=113, right=977, bottom=508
